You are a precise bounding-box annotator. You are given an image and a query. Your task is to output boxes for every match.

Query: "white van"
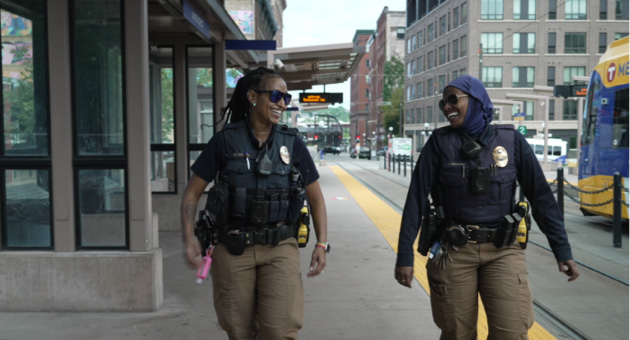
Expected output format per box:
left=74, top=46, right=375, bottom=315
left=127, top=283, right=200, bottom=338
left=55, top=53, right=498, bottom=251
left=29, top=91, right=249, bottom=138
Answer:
left=525, top=138, right=568, bottom=163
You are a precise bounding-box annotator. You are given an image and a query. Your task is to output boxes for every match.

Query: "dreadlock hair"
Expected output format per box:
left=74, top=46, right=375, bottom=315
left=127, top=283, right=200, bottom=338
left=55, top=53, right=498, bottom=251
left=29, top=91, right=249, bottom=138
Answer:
left=219, top=67, right=282, bottom=126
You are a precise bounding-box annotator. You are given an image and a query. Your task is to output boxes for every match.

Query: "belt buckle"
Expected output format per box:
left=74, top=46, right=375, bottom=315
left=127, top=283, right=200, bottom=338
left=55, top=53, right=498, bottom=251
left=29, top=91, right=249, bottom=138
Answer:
left=466, top=225, right=480, bottom=244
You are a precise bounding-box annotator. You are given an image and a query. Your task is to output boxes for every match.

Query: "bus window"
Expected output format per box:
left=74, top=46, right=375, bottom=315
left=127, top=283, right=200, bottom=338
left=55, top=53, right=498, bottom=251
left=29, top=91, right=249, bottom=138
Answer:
left=535, top=144, right=543, bottom=155
left=582, top=73, right=601, bottom=146
left=612, top=88, right=629, bottom=148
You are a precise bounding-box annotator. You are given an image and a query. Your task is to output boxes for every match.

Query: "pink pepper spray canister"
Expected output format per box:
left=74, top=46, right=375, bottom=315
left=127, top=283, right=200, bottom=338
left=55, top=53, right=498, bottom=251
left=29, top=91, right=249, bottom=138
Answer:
left=196, top=246, right=213, bottom=284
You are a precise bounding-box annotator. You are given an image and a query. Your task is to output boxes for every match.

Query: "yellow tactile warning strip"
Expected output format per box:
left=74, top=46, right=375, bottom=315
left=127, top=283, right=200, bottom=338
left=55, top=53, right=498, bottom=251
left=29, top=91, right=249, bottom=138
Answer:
left=330, top=166, right=557, bottom=340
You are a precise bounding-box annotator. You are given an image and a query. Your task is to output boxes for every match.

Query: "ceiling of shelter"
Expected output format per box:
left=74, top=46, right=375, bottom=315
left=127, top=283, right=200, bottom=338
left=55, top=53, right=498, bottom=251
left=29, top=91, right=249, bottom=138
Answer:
left=147, top=0, right=364, bottom=90
left=271, top=44, right=366, bottom=91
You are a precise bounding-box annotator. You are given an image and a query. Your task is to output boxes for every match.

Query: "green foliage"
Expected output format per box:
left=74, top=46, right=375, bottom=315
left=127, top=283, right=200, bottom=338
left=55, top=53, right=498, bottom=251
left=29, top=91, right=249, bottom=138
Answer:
left=383, top=56, right=404, bottom=102
left=381, top=87, right=405, bottom=137
left=161, top=69, right=174, bottom=142
left=3, top=58, right=35, bottom=139
left=196, top=68, right=213, bottom=87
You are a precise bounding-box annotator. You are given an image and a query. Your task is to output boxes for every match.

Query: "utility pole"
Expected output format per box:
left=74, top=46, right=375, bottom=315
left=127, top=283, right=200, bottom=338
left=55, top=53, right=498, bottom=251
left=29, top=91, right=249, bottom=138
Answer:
left=478, top=43, right=483, bottom=80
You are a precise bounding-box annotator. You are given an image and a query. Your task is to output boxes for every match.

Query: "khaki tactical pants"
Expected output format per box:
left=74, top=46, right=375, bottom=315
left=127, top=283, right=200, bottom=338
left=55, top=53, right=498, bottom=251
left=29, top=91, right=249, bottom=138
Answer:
left=427, top=242, right=535, bottom=340
left=210, top=237, right=304, bottom=340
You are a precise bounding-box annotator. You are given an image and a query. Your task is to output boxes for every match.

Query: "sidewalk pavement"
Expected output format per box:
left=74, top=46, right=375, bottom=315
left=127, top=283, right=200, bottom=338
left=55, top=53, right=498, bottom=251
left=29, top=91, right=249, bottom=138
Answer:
left=0, top=163, right=440, bottom=340
left=0, top=159, right=625, bottom=340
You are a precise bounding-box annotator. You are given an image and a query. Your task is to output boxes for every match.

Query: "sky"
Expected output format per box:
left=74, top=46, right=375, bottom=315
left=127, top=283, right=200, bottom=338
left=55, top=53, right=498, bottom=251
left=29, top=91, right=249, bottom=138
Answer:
left=281, top=1, right=406, bottom=110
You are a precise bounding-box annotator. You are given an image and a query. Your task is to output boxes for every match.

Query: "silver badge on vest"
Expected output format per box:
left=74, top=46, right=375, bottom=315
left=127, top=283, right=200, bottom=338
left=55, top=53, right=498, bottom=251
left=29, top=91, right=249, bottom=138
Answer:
left=493, top=146, right=508, bottom=167
left=280, top=146, right=290, bottom=164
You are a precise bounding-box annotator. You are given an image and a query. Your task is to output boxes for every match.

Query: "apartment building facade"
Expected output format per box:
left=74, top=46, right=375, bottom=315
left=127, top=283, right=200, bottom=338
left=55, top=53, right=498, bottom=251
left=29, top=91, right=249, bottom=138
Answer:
left=404, top=0, right=629, bottom=155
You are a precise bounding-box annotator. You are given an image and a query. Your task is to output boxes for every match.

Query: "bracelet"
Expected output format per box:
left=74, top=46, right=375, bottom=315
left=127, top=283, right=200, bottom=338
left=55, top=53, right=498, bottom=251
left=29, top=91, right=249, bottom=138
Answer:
left=315, top=242, right=329, bottom=252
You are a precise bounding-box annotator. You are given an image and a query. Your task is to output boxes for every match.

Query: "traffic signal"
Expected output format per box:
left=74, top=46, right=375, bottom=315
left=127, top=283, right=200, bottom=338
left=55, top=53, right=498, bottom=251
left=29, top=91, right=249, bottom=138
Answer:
left=314, top=134, right=319, bottom=141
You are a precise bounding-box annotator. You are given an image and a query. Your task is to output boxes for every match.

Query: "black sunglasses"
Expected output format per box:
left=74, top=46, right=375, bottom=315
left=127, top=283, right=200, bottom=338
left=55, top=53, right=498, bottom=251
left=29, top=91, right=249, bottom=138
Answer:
left=253, top=90, right=292, bottom=105
left=439, top=94, right=468, bottom=111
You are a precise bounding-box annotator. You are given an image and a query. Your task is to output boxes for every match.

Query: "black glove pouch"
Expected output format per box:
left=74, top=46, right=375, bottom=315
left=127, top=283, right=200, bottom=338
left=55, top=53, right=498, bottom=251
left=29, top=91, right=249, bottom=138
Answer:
left=224, top=230, right=245, bottom=256
left=493, top=214, right=518, bottom=248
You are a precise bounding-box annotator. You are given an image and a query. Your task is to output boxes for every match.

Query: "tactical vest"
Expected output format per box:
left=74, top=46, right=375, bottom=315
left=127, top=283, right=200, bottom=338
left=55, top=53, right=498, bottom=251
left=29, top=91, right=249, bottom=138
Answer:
left=434, top=125, right=517, bottom=226
left=213, top=121, right=302, bottom=229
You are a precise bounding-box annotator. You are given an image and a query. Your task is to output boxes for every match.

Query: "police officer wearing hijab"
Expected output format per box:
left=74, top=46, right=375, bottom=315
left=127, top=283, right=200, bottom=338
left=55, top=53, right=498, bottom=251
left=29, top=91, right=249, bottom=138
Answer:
left=395, top=76, right=579, bottom=339
left=181, top=67, right=328, bottom=339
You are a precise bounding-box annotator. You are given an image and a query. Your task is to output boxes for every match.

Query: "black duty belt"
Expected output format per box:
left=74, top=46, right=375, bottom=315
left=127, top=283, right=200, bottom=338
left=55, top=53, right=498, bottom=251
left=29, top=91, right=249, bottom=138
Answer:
left=219, top=224, right=295, bottom=246
left=465, top=225, right=498, bottom=243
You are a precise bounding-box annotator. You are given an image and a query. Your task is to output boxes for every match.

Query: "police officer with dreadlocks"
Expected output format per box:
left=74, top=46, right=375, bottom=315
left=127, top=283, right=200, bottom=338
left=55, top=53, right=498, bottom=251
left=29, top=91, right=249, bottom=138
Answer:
left=181, top=67, right=328, bottom=340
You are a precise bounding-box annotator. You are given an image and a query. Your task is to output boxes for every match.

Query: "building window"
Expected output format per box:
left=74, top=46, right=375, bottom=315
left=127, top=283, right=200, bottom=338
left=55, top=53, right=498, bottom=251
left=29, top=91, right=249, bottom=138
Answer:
left=412, top=59, right=416, bottom=75
left=453, top=39, right=459, bottom=59
left=547, top=66, right=556, bottom=86
left=427, top=51, right=435, bottom=69
left=417, top=82, right=423, bottom=99
left=615, top=32, right=629, bottom=40
left=600, top=0, right=608, bottom=19
left=187, top=46, right=214, bottom=179
left=513, top=33, right=536, bottom=54
left=418, top=31, right=423, bottom=48
left=616, top=0, right=629, bottom=19
left=549, top=99, right=555, bottom=120
left=565, top=33, right=587, bottom=53
left=452, top=70, right=459, bottom=80
left=563, top=99, right=579, bottom=120
left=150, top=47, right=176, bottom=193
left=481, top=33, right=503, bottom=54
left=439, top=75, right=447, bottom=92
left=397, top=27, right=405, bottom=40
left=513, top=66, right=535, bottom=87
left=428, top=23, right=435, bottom=42
left=549, top=0, right=557, bottom=19
left=481, top=0, right=503, bottom=20
left=453, top=7, right=460, bottom=28
left=417, top=56, right=423, bottom=73
left=439, top=15, right=447, bottom=36
left=72, top=0, right=127, bottom=249
left=461, top=3, right=468, bottom=24
left=2, top=0, right=51, bottom=250
left=460, top=36, right=468, bottom=57
left=548, top=32, right=556, bottom=53
left=439, top=45, right=447, bottom=65
left=482, top=67, right=503, bottom=87
left=523, top=101, right=534, bottom=121
left=514, top=0, right=536, bottom=20
left=565, top=0, right=587, bottom=20
left=427, top=79, right=434, bottom=97
left=599, top=33, right=608, bottom=53
left=563, top=67, right=586, bottom=85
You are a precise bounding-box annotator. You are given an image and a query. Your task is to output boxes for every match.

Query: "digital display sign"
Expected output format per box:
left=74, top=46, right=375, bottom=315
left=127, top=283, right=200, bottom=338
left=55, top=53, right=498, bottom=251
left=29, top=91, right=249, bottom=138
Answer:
left=299, top=92, right=343, bottom=104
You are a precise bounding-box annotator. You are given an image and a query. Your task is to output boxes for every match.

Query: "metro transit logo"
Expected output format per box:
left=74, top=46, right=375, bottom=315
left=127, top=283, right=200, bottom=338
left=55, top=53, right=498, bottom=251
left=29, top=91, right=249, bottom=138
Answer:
left=607, top=63, right=616, bottom=83
left=607, top=61, right=630, bottom=84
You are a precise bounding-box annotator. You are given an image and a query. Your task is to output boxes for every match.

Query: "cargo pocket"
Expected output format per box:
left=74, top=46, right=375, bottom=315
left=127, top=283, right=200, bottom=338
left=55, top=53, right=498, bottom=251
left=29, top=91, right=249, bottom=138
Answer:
left=427, top=272, right=454, bottom=331
left=516, top=271, right=535, bottom=330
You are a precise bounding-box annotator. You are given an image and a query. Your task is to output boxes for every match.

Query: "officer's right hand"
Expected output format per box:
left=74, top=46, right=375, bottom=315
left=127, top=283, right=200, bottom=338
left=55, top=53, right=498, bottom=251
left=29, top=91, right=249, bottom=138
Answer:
left=395, top=266, right=413, bottom=288
left=185, top=239, right=202, bottom=269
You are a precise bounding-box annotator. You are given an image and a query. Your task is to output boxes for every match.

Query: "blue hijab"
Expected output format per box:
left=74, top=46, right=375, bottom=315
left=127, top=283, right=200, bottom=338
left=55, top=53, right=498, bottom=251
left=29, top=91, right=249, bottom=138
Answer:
left=444, top=76, right=494, bottom=138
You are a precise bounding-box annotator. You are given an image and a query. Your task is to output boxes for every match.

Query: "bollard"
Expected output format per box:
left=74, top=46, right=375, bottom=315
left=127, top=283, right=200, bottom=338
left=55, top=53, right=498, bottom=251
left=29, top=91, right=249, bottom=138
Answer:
left=397, top=156, right=401, bottom=175
left=557, top=167, right=564, bottom=216
left=383, top=152, right=386, bottom=169
left=613, top=172, right=622, bottom=248
left=404, top=157, right=407, bottom=177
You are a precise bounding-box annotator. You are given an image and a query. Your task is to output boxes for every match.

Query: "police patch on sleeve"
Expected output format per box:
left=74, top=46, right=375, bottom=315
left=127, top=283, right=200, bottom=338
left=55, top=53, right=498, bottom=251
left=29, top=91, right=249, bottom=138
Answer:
left=280, top=146, right=290, bottom=164
left=492, top=146, right=508, bottom=167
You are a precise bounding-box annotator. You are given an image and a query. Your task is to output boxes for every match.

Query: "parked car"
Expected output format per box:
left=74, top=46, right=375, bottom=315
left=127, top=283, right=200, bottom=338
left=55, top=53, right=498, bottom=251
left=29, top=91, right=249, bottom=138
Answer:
left=358, top=147, right=371, bottom=160
left=376, top=147, right=388, bottom=157
left=322, top=146, right=342, bottom=155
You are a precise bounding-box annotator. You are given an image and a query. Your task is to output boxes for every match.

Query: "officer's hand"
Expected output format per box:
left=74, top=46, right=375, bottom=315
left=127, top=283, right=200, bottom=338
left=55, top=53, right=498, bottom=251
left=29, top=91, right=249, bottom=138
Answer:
left=558, top=259, right=579, bottom=282
left=395, top=266, right=413, bottom=288
left=185, top=239, right=202, bottom=269
left=307, top=247, right=326, bottom=277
